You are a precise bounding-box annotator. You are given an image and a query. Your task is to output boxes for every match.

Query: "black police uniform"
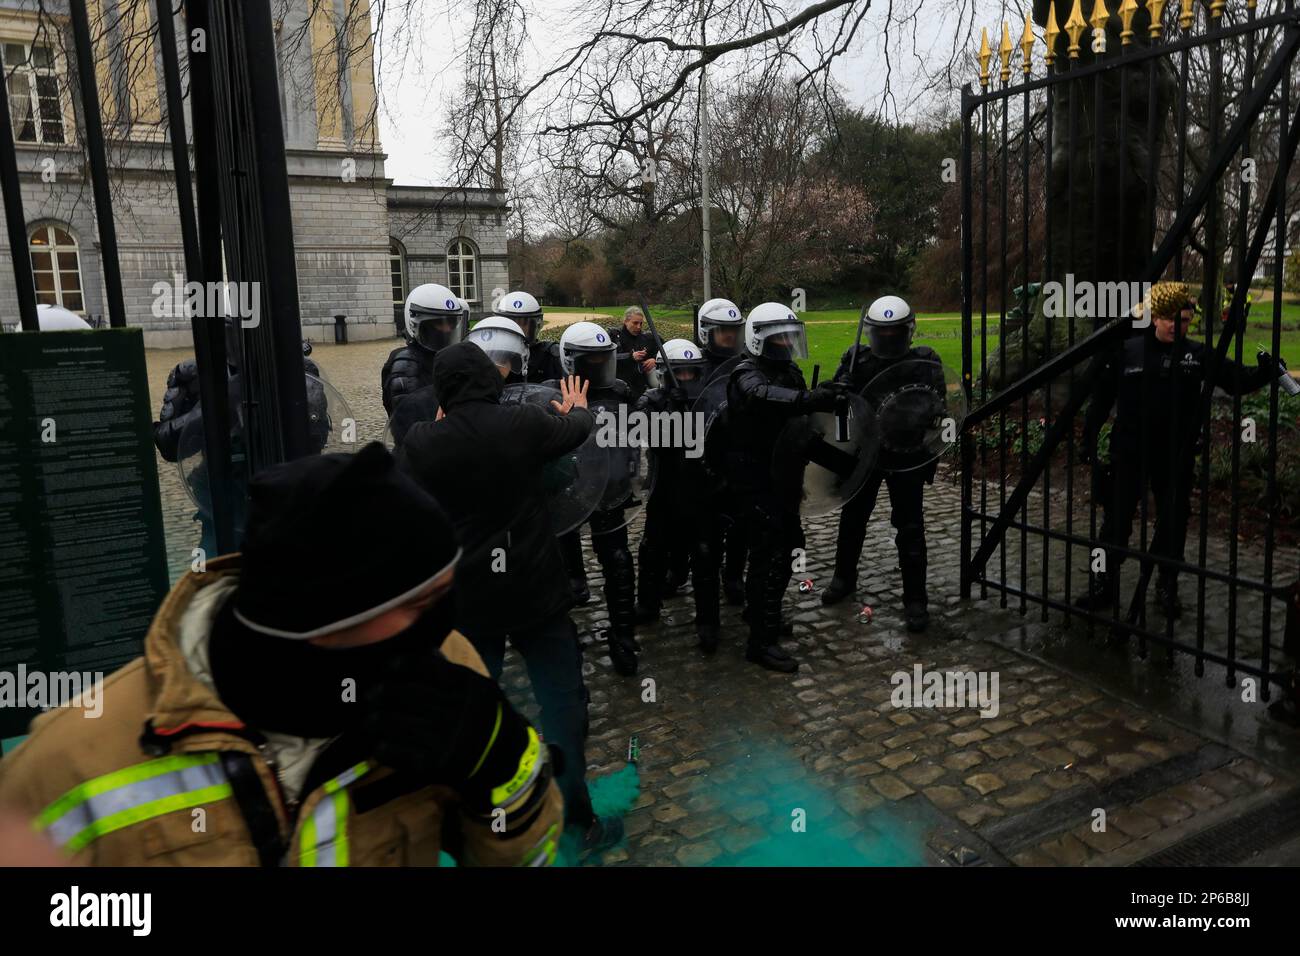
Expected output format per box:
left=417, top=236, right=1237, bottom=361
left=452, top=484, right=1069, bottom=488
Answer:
left=1080, top=331, right=1273, bottom=610
left=725, top=356, right=837, bottom=670
left=609, top=325, right=660, bottom=403
left=547, top=376, right=640, bottom=676
left=527, top=340, right=565, bottom=384
left=380, top=341, right=436, bottom=416
left=825, top=344, right=943, bottom=628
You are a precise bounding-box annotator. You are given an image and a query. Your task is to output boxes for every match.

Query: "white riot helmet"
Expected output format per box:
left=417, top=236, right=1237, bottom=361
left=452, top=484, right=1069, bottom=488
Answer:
left=745, top=302, right=809, bottom=362
left=697, top=298, right=744, bottom=358
left=863, top=295, right=915, bottom=359
left=12, top=304, right=92, bottom=332
left=494, top=290, right=544, bottom=343
left=655, top=338, right=710, bottom=399
left=468, top=316, right=529, bottom=378
left=559, top=320, right=617, bottom=389
left=405, top=283, right=467, bottom=352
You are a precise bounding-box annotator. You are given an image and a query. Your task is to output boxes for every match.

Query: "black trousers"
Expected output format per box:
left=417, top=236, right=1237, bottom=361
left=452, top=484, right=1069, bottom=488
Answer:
left=461, top=610, right=594, bottom=826
left=833, top=470, right=929, bottom=605
left=564, top=511, right=636, bottom=649
left=742, top=496, right=805, bottom=645
left=1097, top=447, right=1195, bottom=586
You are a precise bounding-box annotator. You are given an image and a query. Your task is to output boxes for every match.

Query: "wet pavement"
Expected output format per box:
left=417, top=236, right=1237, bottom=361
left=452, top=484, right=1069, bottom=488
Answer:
left=144, top=339, right=1300, bottom=866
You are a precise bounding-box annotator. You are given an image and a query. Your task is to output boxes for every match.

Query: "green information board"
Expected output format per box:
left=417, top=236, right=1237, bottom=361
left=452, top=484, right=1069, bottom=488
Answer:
left=0, top=328, right=169, bottom=742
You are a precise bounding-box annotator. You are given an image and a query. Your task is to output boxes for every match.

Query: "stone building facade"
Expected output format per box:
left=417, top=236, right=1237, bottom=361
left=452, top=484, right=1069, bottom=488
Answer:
left=0, top=0, right=508, bottom=346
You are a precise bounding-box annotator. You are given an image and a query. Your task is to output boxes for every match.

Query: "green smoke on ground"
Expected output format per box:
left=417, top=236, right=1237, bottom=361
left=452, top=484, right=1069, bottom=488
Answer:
left=701, top=751, right=926, bottom=866
left=557, top=763, right=641, bottom=866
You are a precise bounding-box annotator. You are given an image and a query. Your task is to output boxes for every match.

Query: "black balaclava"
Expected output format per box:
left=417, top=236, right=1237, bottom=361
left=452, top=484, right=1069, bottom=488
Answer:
left=209, top=587, right=457, bottom=740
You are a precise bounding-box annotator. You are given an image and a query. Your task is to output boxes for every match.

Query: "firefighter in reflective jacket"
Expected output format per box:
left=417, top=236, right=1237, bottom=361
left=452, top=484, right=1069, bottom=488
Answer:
left=0, top=445, right=561, bottom=866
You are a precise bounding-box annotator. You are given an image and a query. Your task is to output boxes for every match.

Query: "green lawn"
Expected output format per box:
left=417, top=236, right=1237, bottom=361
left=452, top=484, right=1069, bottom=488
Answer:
left=543, top=304, right=1300, bottom=379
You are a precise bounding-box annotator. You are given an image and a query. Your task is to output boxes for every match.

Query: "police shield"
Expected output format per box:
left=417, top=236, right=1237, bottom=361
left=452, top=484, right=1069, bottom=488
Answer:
left=500, top=383, right=608, bottom=536
left=690, top=367, right=736, bottom=483
left=770, top=392, right=880, bottom=518
left=178, top=373, right=356, bottom=538
left=587, top=395, right=656, bottom=534
left=860, top=358, right=966, bottom=473
left=381, top=383, right=439, bottom=450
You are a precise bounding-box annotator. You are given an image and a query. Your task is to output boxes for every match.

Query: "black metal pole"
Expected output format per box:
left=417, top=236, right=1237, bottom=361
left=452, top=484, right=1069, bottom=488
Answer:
left=160, top=0, right=236, bottom=554
left=0, top=66, right=39, bottom=332
left=68, top=0, right=127, bottom=329
left=239, top=0, right=311, bottom=461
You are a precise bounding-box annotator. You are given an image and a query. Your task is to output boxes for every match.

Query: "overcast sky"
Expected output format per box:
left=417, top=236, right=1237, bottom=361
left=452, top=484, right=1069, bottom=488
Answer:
left=373, top=0, right=1011, bottom=186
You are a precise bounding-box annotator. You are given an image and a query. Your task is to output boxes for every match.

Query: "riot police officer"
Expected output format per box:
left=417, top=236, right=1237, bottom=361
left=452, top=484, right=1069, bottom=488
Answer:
left=725, top=303, right=843, bottom=672
left=547, top=322, right=640, bottom=676
left=466, top=315, right=530, bottom=383
left=380, top=283, right=467, bottom=415
left=495, top=289, right=565, bottom=384
left=633, top=339, right=709, bottom=626
left=821, top=296, right=942, bottom=634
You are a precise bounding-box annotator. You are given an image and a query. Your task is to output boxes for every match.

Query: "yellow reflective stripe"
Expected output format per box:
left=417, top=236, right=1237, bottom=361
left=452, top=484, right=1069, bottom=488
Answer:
left=520, top=822, right=559, bottom=867
left=36, top=753, right=221, bottom=831
left=64, top=784, right=232, bottom=853
left=469, top=703, right=503, bottom=780
left=490, top=726, right=541, bottom=809
left=298, top=762, right=371, bottom=867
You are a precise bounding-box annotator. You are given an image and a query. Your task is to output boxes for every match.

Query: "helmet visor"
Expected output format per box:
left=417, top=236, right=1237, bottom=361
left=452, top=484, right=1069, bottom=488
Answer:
left=469, top=327, right=528, bottom=376
left=867, top=323, right=913, bottom=359
left=413, top=310, right=465, bottom=351
left=514, top=314, right=541, bottom=343
left=669, top=361, right=709, bottom=401
left=755, top=322, right=809, bottom=361
left=702, top=321, right=742, bottom=357
left=571, top=349, right=616, bottom=390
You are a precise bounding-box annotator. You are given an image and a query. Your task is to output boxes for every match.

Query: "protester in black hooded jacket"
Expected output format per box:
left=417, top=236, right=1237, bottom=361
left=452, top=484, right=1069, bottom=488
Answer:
left=395, top=341, right=623, bottom=854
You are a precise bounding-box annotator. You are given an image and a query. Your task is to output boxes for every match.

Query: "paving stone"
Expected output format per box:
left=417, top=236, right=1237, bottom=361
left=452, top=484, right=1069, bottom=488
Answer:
left=1108, top=808, right=1161, bottom=839
left=996, top=783, right=1053, bottom=809
left=949, top=729, right=992, bottom=746
left=899, top=763, right=946, bottom=787
left=964, top=773, right=1006, bottom=795
left=1134, top=795, right=1194, bottom=827
left=870, top=775, right=917, bottom=801
left=924, top=785, right=967, bottom=810
left=675, top=841, right=723, bottom=865
left=944, top=751, right=985, bottom=772
left=837, top=784, right=886, bottom=816
left=956, top=803, right=1006, bottom=828
left=1039, top=833, right=1093, bottom=865
left=880, top=751, right=917, bottom=770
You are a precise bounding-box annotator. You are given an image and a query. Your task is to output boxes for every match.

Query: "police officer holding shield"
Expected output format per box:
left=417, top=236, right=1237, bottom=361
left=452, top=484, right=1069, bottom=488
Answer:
left=725, top=303, right=843, bottom=672
left=822, top=296, right=944, bottom=633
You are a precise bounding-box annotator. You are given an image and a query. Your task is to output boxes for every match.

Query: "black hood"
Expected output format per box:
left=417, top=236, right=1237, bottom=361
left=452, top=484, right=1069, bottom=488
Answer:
left=433, top=340, right=504, bottom=410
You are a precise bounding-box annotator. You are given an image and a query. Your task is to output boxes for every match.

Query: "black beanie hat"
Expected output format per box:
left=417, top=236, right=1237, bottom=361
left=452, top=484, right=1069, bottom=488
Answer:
left=234, top=442, right=461, bottom=638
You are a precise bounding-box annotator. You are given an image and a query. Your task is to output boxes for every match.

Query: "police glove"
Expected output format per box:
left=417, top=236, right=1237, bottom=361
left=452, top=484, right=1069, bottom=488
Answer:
left=361, top=650, right=542, bottom=814
left=1256, top=350, right=1280, bottom=377
left=802, top=385, right=841, bottom=413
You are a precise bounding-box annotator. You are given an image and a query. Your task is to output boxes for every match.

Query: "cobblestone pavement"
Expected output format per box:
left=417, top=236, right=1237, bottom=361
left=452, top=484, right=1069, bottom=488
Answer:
left=145, top=341, right=1300, bottom=866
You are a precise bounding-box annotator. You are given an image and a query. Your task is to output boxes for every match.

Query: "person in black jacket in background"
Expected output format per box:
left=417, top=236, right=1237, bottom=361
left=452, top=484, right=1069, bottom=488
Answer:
left=396, top=341, right=622, bottom=854
left=609, top=305, right=660, bottom=403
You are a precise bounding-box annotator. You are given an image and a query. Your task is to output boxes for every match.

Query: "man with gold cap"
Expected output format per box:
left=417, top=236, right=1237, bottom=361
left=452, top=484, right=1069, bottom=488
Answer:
left=1076, top=281, right=1282, bottom=618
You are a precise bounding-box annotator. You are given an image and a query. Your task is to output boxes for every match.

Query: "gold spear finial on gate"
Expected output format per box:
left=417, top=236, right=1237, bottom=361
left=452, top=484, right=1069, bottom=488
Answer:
left=978, top=26, right=991, bottom=88
left=1065, top=0, right=1087, bottom=58
left=1210, top=0, right=1226, bottom=19
left=1045, top=1, right=1062, bottom=65
left=1145, top=0, right=1167, bottom=40
left=1090, top=0, right=1111, bottom=42
left=1179, top=0, right=1195, bottom=31
left=1119, top=0, right=1139, bottom=44
left=1000, top=22, right=1013, bottom=82
left=1020, top=13, right=1036, bottom=75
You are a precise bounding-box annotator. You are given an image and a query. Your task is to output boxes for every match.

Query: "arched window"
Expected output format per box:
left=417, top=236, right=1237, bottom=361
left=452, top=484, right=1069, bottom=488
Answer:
left=29, top=224, right=83, bottom=311
left=389, top=237, right=407, bottom=307
left=446, top=238, right=477, bottom=303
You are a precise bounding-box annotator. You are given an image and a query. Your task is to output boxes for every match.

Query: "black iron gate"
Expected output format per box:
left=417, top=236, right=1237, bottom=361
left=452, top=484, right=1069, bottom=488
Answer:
left=960, top=0, right=1300, bottom=701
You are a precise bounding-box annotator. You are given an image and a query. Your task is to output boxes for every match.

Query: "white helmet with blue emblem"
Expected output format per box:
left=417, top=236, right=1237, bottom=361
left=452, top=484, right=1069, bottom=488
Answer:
left=405, top=283, right=467, bottom=351
left=468, top=315, right=529, bottom=377
left=696, top=297, right=744, bottom=357
left=493, top=290, right=544, bottom=342
left=863, top=294, right=914, bottom=359
left=559, top=320, right=617, bottom=389
left=744, top=302, right=809, bottom=362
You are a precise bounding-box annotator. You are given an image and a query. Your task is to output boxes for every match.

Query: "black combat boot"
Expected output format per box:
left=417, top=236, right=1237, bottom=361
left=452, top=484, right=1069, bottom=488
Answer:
left=1074, top=571, right=1118, bottom=611
left=696, top=624, right=720, bottom=655
left=741, top=605, right=793, bottom=637
left=571, top=576, right=591, bottom=606
left=901, top=558, right=929, bottom=633
left=723, top=575, right=746, bottom=606
left=821, top=575, right=856, bottom=606
left=1155, top=575, right=1182, bottom=619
